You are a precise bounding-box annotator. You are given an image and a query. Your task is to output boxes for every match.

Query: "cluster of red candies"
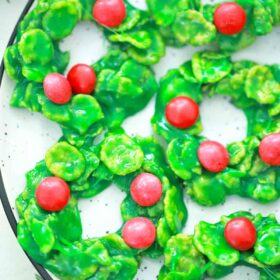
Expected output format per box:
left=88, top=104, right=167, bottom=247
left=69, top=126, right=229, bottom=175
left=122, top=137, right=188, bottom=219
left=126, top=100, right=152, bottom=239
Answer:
left=43, top=64, right=97, bottom=104
left=122, top=173, right=162, bottom=249
left=166, top=96, right=280, bottom=172
left=36, top=172, right=162, bottom=249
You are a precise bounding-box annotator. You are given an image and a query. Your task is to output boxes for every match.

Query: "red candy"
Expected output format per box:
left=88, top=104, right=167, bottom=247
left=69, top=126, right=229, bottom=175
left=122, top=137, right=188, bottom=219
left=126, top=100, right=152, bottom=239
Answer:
left=224, top=217, right=257, bottom=251
left=122, top=217, right=156, bottom=249
left=214, top=2, right=247, bottom=35
left=67, top=64, right=96, bottom=94
left=259, top=133, right=280, bottom=166
left=165, top=96, right=199, bottom=129
left=93, top=0, right=126, bottom=28
left=130, top=173, right=162, bottom=207
left=43, top=73, right=72, bottom=104
left=198, top=141, right=229, bottom=172
left=36, top=177, right=70, bottom=212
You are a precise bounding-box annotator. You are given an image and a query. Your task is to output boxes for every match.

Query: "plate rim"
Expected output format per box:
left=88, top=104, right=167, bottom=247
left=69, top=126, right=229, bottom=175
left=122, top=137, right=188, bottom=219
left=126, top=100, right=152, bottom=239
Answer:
left=0, top=1, right=53, bottom=279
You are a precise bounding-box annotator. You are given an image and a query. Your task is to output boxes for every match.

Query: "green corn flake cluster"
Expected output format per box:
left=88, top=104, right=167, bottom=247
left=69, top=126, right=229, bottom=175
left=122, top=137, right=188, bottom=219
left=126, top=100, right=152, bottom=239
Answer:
left=4, top=0, right=280, bottom=279
left=159, top=212, right=280, bottom=280
left=104, top=0, right=166, bottom=65
left=94, top=49, right=158, bottom=128
left=100, top=134, right=144, bottom=176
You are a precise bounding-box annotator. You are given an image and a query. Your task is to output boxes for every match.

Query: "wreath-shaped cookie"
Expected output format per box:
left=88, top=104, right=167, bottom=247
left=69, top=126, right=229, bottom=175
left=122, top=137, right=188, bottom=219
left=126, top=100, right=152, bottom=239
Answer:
left=3, top=0, right=280, bottom=279
left=152, top=50, right=280, bottom=206
left=5, top=45, right=158, bottom=146
left=16, top=131, right=187, bottom=279
left=160, top=211, right=280, bottom=279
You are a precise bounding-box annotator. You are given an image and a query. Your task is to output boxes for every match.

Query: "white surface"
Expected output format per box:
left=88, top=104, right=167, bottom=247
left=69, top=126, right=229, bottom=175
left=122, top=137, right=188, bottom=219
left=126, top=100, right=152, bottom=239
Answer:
left=1, top=1, right=280, bottom=280
left=0, top=2, right=42, bottom=280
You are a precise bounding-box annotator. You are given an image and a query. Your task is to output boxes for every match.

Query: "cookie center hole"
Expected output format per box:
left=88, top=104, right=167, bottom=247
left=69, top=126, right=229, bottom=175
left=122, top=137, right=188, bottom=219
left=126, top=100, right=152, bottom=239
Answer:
left=60, top=21, right=109, bottom=70
left=79, top=184, right=126, bottom=238
left=128, top=0, right=148, bottom=10
left=200, top=95, right=247, bottom=145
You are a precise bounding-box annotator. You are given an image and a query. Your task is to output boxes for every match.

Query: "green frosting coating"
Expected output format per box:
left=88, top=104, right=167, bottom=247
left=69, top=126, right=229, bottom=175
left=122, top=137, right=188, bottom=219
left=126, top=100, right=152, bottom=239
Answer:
left=160, top=212, right=280, bottom=280
left=45, top=142, right=86, bottom=181
left=194, top=221, right=240, bottom=266
left=163, top=234, right=206, bottom=279
left=255, top=224, right=280, bottom=266
left=18, top=29, right=55, bottom=65
left=42, top=1, right=82, bottom=40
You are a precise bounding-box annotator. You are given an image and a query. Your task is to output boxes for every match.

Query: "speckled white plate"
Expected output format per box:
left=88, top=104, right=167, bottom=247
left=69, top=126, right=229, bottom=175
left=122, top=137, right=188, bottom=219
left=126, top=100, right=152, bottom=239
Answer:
left=1, top=1, right=280, bottom=279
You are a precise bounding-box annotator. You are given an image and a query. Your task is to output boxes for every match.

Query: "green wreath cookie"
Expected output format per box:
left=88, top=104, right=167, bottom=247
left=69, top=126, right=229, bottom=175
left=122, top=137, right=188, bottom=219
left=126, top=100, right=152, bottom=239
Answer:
left=16, top=131, right=187, bottom=279
left=4, top=0, right=163, bottom=147
left=152, top=50, right=280, bottom=206
left=159, top=211, right=280, bottom=280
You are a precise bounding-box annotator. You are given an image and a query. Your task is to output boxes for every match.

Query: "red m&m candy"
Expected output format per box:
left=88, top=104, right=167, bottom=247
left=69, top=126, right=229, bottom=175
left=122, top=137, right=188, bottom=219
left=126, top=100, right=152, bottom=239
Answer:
left=36, top=177, right=70, bottom=212
left=67, top=64, right=96, bottom=94
left=198, top=140, right=229, bottom=172
left=214, top=2, right=247, bottom=35
left=165, top=96, right=199, bottom=129
left=259, top=133, right=280, bottom=166
left=93, top=0, right=126, bottom=28
left=224, top=217, right=257, bottom=251
left=43, top=73, right=72, bottom=104
left=130, top=173, right=162, bottom=207
left=122, top=217, right=156, bottom=249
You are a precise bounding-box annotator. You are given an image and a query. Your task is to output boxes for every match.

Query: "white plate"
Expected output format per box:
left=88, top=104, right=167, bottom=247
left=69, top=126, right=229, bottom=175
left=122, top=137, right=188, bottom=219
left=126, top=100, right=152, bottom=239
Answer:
left=1, top=1, right=280, bottom=279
